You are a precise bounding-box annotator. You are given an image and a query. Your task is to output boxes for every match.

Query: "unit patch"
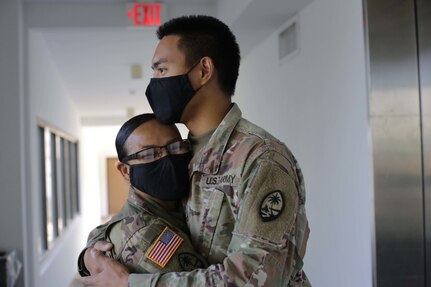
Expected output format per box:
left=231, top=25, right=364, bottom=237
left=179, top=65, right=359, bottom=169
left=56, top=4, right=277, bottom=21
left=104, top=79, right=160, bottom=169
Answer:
left=178, top=252, right=206, bottom=271
left=146, top=227, right=183, bottom=268
left=259, top=190, right=284, bottom=222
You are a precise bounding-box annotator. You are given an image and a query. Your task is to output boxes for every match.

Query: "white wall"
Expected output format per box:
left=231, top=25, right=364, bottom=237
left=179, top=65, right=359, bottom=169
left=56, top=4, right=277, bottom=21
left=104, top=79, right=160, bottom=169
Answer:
left=235, top=0, right=373, bottom=286
left=26, top=30, right=82, bottom=287
left=0, top=0, right=25, bottom=286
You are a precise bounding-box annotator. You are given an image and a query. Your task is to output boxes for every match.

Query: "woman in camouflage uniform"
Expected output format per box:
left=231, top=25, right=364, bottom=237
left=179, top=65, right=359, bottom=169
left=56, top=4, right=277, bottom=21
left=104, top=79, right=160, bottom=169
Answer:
left=78, top=114, right=206, bottom=276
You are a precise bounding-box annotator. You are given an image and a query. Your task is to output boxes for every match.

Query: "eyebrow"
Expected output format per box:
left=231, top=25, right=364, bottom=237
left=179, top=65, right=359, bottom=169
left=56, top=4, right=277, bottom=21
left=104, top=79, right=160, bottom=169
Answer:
left=151, top=58, right=168, bottom=70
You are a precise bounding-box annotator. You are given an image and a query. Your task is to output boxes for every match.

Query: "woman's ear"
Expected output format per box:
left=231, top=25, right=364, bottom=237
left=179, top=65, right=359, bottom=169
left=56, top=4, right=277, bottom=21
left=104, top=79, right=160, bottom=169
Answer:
left=116, top=161, right=130, bottom=182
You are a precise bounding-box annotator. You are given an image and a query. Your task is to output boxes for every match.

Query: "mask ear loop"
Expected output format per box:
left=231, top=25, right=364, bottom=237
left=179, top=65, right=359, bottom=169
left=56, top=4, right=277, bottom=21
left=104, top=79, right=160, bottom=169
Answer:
left=121, top=160, right=131, bottom=166
left=186, top=60, right=202, bottom=74
left=186, top=59, right=205, bottom=92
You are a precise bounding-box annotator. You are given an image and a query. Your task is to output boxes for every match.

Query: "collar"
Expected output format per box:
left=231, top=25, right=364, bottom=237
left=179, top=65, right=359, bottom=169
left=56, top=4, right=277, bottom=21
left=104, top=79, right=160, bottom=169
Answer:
left=126, top=186, right=163, bottom=213
left=127, top=186, right=149, bottom=209
left=189, top=103, right=242, bottom=175
left=125, top=186, right=188, bottom=233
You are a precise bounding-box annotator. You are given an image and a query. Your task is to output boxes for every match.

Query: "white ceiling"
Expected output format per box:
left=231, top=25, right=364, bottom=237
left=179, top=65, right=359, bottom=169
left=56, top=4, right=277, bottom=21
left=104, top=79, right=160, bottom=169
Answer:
left=25, top=0, right=216, bottom=3
left=41, top=27, right=158, bottom=119
left=27, top=0, right=218, bottom=123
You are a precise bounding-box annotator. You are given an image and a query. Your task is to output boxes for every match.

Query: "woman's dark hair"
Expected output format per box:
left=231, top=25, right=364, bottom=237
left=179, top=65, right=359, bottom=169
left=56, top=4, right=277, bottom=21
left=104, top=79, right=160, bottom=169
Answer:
left=115, top=113, right=156, bottom=162
left=157, top=15, right=241, bottom=97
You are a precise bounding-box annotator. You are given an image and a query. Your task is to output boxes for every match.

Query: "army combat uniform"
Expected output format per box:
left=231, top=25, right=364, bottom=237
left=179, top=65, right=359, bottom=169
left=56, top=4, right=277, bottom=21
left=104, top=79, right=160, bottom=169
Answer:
left=77, top=188, right=207, bottom=275
left=127, top=104, right=311, bottom=286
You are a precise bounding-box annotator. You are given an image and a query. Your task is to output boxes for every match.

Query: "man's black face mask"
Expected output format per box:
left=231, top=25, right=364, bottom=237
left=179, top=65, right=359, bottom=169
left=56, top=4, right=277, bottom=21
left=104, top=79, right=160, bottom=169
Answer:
left=145, top=62, right=201, bottom=124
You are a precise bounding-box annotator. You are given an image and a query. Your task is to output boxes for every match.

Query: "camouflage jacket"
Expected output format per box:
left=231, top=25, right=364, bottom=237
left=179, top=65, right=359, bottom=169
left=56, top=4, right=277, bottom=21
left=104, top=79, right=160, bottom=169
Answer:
left=77, top=188, right=207, bottom=275
left=128, top=104, right=311, bottom=287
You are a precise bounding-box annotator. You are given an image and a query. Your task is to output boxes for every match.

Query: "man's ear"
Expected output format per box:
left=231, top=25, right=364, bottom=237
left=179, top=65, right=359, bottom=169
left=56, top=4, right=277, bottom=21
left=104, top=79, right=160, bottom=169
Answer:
left=198, top=56, right=214, bottom=85
left=116, top=161, right=130, bottom=182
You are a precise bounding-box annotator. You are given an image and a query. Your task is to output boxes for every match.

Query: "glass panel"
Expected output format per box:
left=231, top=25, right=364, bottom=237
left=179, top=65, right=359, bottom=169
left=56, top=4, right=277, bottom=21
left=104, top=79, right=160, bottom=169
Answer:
left=68, top=140, right=76, bottom=217
left=62, top=138, right=72, bottom=222
left=70, top=141, right=80, bottom=215
left=44, top=129, right=54, bottom=250
left=50, top=132, right=59, bottom=239
left=38, top=126, right=48, bottom=253
left=55, top=136, right=65, bottom=234
left=75, top=142, right=80, bottom=214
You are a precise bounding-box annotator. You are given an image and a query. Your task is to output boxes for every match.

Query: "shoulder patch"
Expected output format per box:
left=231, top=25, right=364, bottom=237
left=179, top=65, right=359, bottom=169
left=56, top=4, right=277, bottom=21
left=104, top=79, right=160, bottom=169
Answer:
left=178, top=252, right=206, bottom=271
left=146, top=227, right=183, bottom=268
left=260, top=190, right=284, bottom=222
left=237, top=161, right=299, bottom=245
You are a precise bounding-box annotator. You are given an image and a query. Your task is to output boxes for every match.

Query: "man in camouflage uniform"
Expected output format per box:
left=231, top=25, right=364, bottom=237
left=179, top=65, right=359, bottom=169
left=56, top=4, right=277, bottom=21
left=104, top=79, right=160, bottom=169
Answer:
left=82, top=15, right=311, bottom=287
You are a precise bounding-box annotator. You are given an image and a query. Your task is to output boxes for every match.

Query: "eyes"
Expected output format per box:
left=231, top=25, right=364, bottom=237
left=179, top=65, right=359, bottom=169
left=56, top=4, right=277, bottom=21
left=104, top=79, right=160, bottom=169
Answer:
left=151, top=66, right=167, bottom=77
left=122, top=139, right=192, bottom=164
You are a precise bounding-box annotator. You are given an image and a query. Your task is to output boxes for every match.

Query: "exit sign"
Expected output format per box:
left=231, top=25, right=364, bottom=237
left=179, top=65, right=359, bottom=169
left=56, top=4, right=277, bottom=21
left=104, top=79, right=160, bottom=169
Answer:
left=127, top=3, right=163, bottom=26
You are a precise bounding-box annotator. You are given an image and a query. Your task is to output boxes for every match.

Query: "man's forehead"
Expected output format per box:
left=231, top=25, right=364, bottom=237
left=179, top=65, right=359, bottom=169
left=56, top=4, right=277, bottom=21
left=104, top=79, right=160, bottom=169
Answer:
left=152, top=35, right=185, bottom=65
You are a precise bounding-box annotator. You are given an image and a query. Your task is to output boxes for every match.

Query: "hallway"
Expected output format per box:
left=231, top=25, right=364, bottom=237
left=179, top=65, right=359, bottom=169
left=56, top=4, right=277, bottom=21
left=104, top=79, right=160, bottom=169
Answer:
left=1, top=0, right=429, bottom=286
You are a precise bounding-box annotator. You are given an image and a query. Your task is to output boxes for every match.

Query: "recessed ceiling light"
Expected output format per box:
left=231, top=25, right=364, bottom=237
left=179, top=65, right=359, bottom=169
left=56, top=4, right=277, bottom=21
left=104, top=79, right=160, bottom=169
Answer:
left=126, top=107, right=135, bottom=118
left=130, top=64, right=142, bottom=79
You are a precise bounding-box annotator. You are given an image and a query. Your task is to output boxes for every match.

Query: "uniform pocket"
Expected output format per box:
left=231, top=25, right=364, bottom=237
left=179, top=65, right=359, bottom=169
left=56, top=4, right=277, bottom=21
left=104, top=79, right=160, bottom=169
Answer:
left=199, top=187, right=225, bottom=258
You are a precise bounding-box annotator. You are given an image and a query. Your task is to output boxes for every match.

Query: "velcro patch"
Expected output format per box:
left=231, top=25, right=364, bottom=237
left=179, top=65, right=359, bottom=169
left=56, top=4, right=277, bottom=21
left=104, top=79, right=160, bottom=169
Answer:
left=237, top=161, right=298, bottom=245
left=178, top=252, right=206, bottom=271
left=146, top=227, right=183, bottom=268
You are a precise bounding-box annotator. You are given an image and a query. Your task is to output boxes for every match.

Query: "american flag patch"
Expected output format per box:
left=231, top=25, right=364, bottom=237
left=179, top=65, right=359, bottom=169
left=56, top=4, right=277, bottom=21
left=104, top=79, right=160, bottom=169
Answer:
left=146, top=227, right=183, bottom=268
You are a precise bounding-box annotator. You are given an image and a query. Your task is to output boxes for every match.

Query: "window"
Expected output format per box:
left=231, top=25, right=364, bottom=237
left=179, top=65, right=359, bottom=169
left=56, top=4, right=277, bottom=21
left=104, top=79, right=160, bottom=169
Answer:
left=38, top=124, right=80, bottom=253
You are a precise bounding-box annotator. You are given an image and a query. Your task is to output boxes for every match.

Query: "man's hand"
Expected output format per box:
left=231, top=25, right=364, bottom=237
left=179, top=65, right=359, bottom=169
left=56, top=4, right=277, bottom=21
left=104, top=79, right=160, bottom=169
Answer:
left=83, top=241, right=113, bottom=275
left=81, top=243, right=129, bottom=287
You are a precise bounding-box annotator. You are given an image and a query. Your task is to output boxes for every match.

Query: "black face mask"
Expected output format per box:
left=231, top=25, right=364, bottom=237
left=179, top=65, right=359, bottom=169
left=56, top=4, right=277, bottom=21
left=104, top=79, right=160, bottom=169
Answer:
left=145, top=64, right=201, bottom=124
left=128, top=153, right=192, bottom=201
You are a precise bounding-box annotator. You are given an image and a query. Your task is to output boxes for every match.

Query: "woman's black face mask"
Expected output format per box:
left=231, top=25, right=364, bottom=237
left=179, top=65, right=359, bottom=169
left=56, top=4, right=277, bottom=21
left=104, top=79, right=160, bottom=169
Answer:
left=128, top=152, right=192, bottom=201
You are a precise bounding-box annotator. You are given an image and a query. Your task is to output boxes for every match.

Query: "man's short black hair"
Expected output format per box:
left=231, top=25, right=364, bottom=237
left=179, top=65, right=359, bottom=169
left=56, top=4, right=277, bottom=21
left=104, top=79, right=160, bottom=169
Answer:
left=115, top=113, right=155, bottom=162
left=157, top=15, right=241, bottom=97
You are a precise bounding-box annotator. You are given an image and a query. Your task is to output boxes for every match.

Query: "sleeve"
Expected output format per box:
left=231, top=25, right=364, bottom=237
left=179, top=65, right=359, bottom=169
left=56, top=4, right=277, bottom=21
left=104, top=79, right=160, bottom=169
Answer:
left=127, top=150, right=301, bottom=287
left=77, top=219, right=118, bottom=277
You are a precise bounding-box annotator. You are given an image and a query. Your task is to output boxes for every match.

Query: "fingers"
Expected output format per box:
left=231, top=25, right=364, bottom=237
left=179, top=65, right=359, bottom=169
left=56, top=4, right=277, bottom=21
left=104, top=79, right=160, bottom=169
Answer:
left=79, top=255, right=129, bottom=287
left=84, top=247, right=107, bottom=275
left=81, top=273, right=98, bottom=286
left=93, top=240, right=113, bottom=252
left=90, top=247, right=104, bottom=258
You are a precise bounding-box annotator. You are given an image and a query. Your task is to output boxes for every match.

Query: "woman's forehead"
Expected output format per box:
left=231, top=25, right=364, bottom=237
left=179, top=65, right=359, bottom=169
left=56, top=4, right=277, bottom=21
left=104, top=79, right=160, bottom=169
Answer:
left=125, top=120, right=179, bottom=150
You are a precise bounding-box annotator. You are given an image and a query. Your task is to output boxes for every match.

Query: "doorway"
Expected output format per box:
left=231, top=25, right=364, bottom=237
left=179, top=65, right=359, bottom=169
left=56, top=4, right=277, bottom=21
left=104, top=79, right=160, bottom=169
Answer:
left=106, top=157, right=129, bottom=215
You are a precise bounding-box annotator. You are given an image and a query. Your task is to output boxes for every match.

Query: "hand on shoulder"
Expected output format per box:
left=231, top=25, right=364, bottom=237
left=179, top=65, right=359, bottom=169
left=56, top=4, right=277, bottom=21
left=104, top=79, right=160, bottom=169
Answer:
left=81, top=241, right=129, bottom=287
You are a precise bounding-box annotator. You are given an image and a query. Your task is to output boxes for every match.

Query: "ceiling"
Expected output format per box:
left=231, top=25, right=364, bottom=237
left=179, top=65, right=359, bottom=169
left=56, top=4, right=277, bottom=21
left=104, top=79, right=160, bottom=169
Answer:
left=29, top=0, right=218, bottom=122
left=25, top=0, right=216, bottom=3
left=41, top=27, right=158, bottom=120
